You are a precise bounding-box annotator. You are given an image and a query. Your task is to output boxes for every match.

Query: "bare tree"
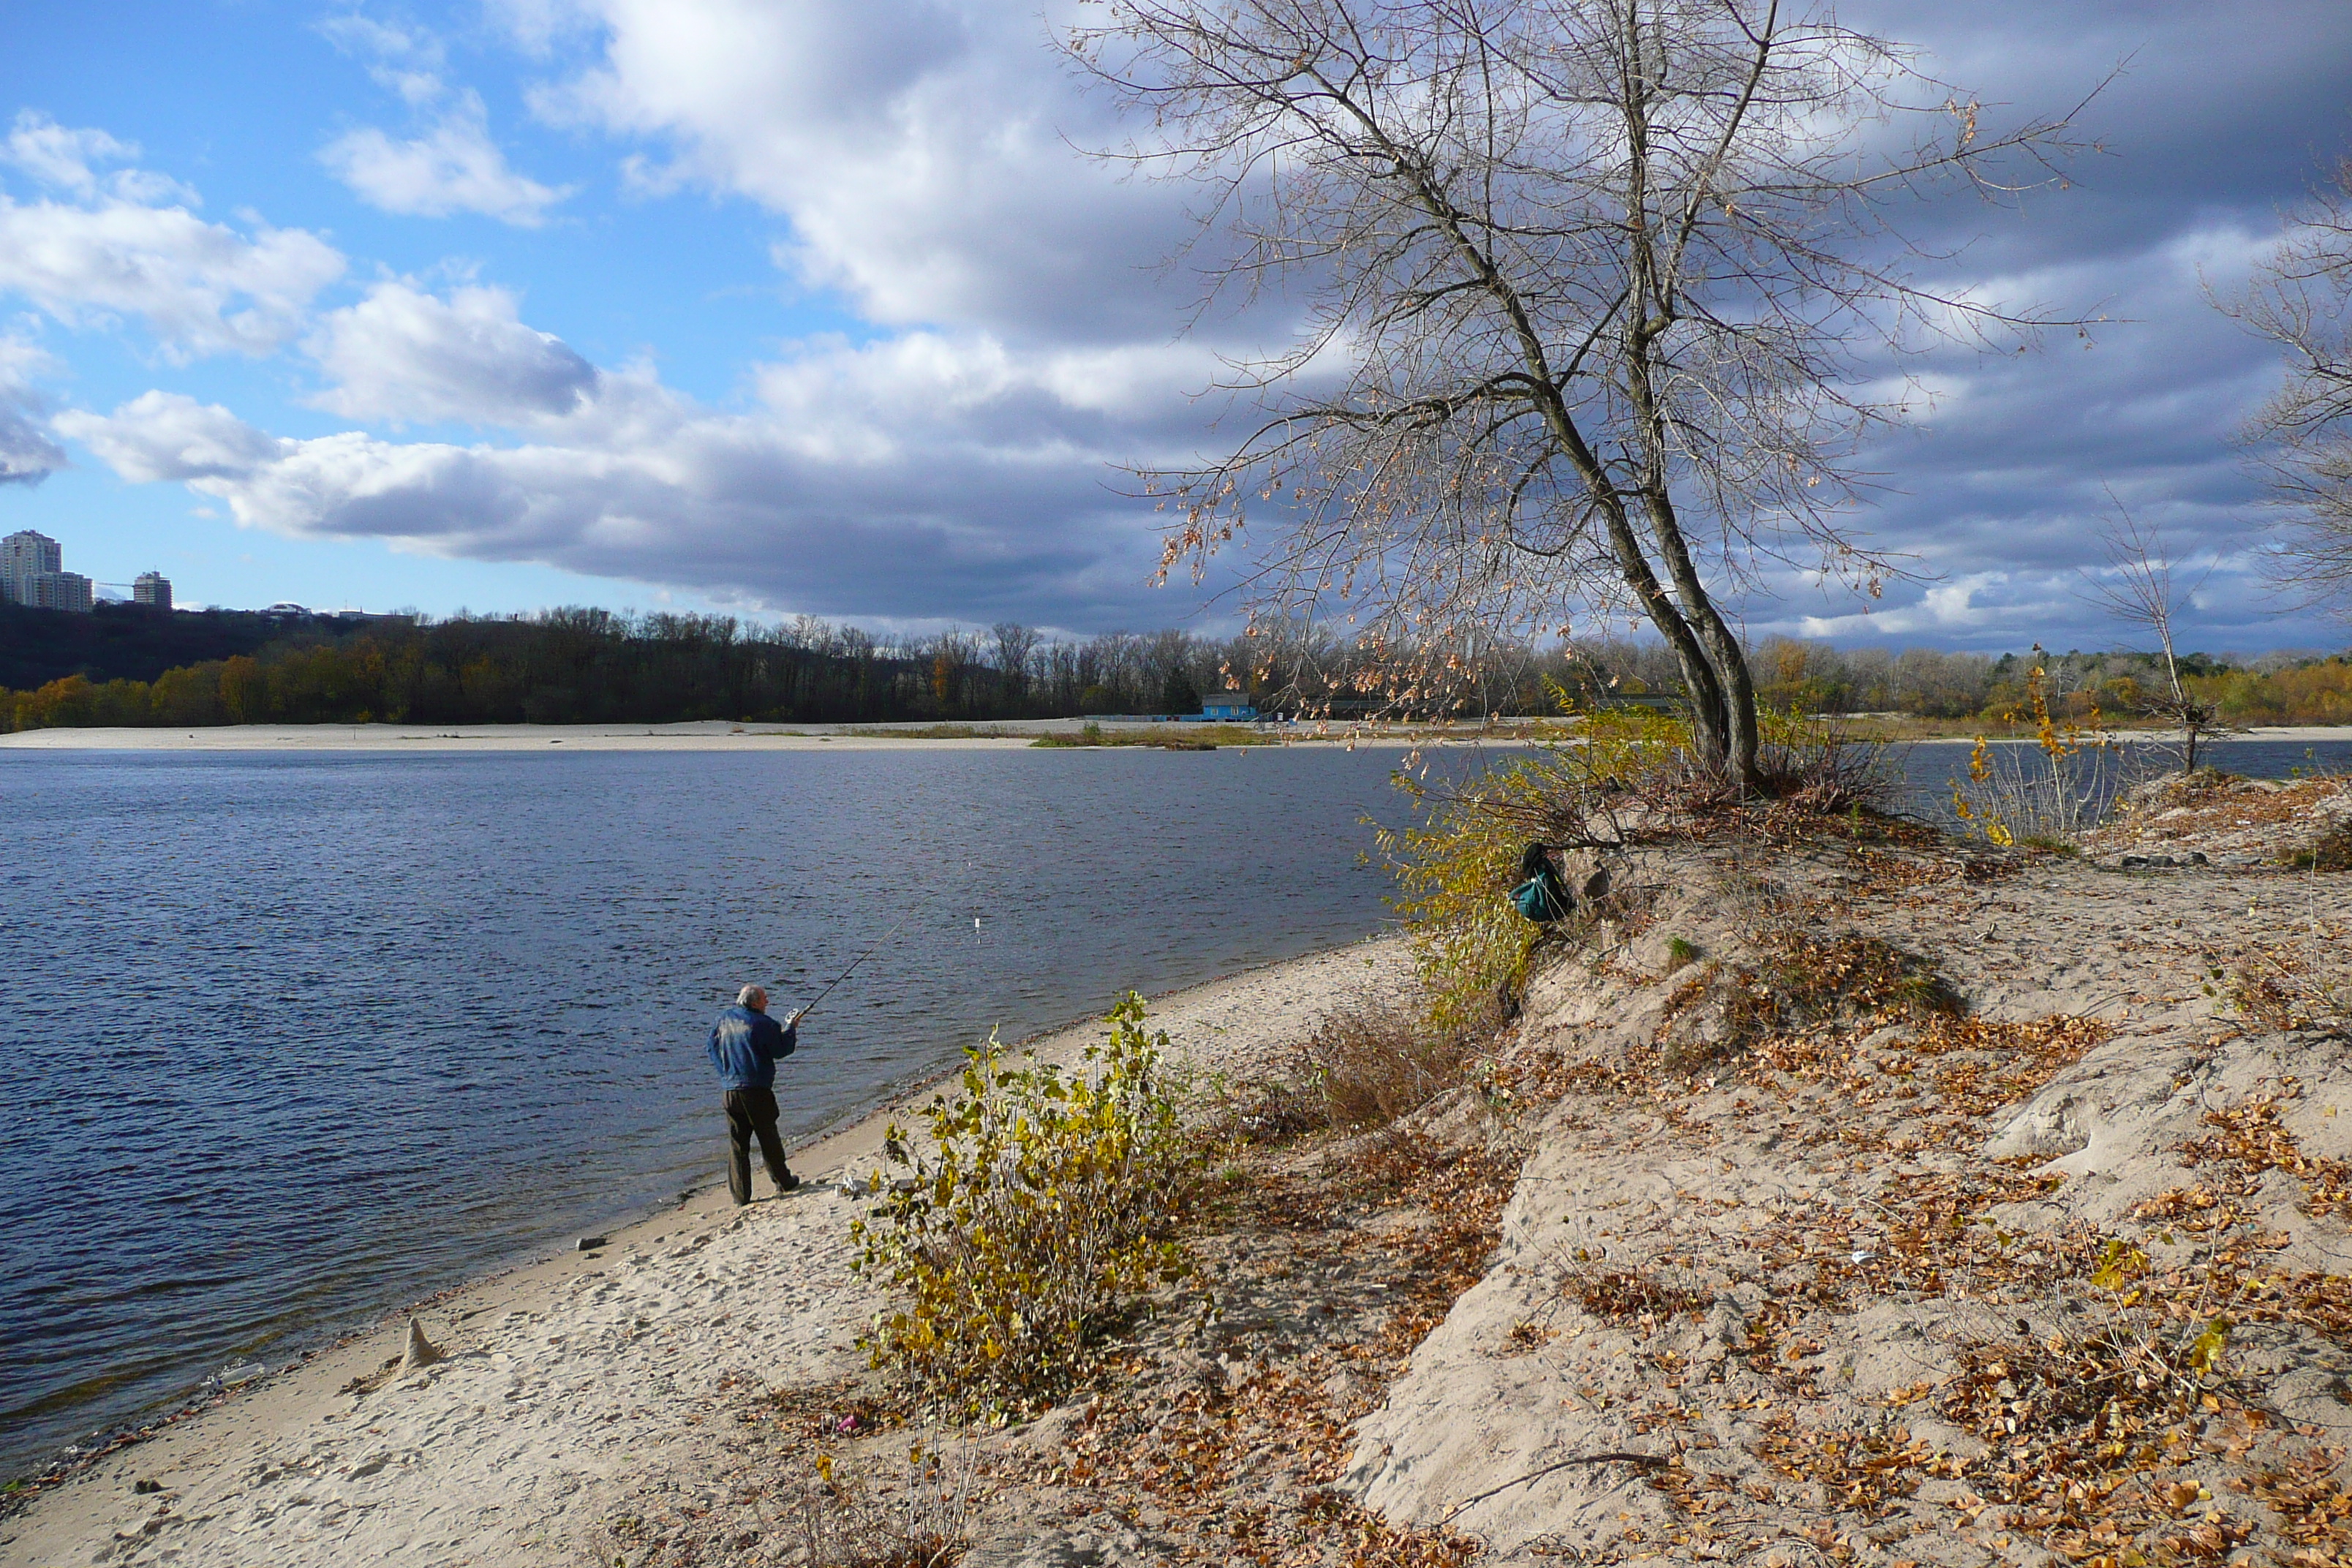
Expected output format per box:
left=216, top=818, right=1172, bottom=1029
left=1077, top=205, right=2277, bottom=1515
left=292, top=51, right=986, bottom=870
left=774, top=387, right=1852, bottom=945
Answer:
left=2078, top=506, right=2230, bottom=773
left=1070, top=0, right=2091, bottom=785
left=2230, top=154, right=2352, bottom=611
left=990, top=621, right=1043, bottom=701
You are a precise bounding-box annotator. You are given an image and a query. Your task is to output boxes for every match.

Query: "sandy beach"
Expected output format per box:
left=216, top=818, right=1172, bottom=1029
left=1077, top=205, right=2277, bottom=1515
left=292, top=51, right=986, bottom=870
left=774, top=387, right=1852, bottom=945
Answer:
left=0, top=937, right=1412, bottom=1568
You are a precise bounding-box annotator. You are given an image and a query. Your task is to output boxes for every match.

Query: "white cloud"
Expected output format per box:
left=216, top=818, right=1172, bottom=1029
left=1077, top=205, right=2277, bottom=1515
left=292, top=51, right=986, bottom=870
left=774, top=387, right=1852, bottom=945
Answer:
left=54, top=391, right=284, bottom=481
left=306, top=280, right=599, bottom=426
left=57, top=323, right=1221, bottom=620
left=317, top=15, right=571, bottom=226
left=523, top=0, right=1191, bottom=336
left=4, top=113, right=126, bottom=192
left=0, top=120, right=344, bottom=359
left=0, top=335, right=64, bottom=484
left=321, top=93, right=572, bottom=227
left=317, top=12, right=448, bottom=105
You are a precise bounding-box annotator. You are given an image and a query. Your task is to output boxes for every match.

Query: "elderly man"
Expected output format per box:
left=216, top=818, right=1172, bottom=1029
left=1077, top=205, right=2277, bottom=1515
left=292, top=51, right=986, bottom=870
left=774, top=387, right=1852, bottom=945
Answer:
left=707, top=985, right=800, bottom=1203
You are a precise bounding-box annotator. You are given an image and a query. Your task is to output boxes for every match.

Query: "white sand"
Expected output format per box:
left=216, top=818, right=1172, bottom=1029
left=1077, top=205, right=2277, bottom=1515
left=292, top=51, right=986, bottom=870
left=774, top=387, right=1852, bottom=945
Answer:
left=0, top=937, right=1411, bottom=1568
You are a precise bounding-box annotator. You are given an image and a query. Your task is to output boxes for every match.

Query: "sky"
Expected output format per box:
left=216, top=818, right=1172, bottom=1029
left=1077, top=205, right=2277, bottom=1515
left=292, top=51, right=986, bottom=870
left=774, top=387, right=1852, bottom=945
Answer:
left=0, top=0, right=2346, bottom=651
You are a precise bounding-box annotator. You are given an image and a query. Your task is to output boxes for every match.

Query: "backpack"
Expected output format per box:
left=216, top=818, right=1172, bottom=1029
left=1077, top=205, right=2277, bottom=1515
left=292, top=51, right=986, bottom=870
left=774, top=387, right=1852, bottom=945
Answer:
left=1509, top=843, right=1575, bottom=922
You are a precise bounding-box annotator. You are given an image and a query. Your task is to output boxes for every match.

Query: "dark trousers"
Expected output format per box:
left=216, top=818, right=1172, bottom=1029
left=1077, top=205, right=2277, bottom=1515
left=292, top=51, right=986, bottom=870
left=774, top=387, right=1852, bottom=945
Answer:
left=723, top=1087, right=794, bottom=1204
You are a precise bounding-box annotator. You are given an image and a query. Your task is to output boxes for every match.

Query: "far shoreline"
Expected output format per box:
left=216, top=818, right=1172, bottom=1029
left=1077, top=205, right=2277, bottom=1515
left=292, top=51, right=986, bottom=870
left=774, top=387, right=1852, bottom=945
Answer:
left=4, top=717, right=2351, bottom=753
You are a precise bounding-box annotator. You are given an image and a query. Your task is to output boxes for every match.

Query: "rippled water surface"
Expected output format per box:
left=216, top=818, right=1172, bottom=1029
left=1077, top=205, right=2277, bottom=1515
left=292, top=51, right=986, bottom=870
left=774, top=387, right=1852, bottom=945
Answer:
left=3, top=745, right=1428, bottom=1477
left=7, top=734, right=2348, bottom=1477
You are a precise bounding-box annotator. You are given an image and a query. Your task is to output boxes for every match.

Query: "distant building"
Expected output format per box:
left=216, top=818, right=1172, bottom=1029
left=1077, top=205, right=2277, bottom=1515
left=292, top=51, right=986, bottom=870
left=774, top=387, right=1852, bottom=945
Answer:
left=1194, top=695, right=1259, bottom=721
left=29, top=571, right=94, bottom=612
left=2, top=529, right=60, bottom=605
left=1, top=530, right=94, bottom=613
left=134, top=571, right=173, bottom=612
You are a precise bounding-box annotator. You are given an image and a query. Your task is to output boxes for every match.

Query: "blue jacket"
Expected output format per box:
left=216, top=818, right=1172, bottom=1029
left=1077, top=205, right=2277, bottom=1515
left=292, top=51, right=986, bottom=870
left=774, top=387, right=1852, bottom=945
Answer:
left=707, top=1005, right=796, bottom=1090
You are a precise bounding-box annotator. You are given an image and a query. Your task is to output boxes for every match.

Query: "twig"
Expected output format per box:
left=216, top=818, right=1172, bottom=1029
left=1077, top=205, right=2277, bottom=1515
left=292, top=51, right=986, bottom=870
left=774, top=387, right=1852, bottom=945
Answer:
left=1439, top=1450, right=1664, bottom=1520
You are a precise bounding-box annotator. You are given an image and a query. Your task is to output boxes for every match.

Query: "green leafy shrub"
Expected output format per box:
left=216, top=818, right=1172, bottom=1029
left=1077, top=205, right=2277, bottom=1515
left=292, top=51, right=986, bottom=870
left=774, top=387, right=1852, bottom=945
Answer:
left=851, top=995, right=1196, bottom=1418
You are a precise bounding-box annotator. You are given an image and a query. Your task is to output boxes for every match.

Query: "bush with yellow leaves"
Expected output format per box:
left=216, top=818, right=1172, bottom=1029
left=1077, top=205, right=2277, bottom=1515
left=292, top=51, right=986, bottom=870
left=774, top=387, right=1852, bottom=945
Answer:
left=851, top=994, right=1196, bottom=1419
left=1948, top=662, right=2137, bottom=848
left=1376, top=707, right=1685, bottom=1031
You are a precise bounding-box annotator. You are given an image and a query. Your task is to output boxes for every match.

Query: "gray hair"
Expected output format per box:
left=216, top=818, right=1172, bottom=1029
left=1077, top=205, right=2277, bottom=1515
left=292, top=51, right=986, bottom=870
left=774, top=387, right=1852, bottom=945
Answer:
left=737, top=984, right=767, bottom=1010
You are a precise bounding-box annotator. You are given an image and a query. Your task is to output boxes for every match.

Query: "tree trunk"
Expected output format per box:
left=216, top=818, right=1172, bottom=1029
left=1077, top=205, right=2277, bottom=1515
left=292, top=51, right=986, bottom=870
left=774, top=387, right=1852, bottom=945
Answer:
left=1592, top=502, right=1733, bottom=772
left=1641, top=491, right=1763, bottom=789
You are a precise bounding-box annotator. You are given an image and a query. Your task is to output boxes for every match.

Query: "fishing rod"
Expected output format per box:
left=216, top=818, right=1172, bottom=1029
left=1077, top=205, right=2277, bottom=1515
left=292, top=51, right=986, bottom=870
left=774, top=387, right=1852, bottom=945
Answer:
left=786, top=903, right=925, bottom=1024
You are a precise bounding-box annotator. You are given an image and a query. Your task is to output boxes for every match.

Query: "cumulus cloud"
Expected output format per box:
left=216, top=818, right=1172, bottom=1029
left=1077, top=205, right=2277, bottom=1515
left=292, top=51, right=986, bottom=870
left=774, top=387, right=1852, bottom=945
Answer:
left=320, top=15, right=571, bottom=225
left=1725, top=216, right=2300, bottom=650
left=306, top=280, right=599, bottom=426
left=61, top=327, right=1226, bottom=623
left=54, top=391, right=284, bottom=482
left=0, top=112, right=197, bottom=206
left=0, top=336, right=65, bottom=485
left=35, top=4, right=2352, bottom=642
left=317, top=12, right=448, bottom=105
left=478, top=0, right=2352, bottom=641
left=0, top=113, right=344, bottom=359
left=322, top=95, right=570, bottom=226
left=524, top=0, right=1194, bottom=338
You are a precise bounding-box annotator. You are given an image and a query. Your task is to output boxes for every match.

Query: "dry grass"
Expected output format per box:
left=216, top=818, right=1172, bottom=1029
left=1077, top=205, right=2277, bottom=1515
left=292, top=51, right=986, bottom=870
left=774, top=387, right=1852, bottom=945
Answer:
left=1651, top=927, right=1964, bottom=1074
left=2286, top=818, right=2352, bottom=872
left=1028, top=722, right=1278, bottom=749
left=1300, top=1007, right=1477, bottom=1127
left=1568, top=1264, right=1711, bottom=1323
left=783, top=1447, right=977, bottom=1568
left=1210, top=1007, right=1478, bottom=1141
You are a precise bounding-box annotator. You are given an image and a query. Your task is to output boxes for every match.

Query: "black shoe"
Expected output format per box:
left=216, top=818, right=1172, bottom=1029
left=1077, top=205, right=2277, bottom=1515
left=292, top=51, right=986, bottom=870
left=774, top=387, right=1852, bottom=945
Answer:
left=778, top=1172, right=801, bottom=1193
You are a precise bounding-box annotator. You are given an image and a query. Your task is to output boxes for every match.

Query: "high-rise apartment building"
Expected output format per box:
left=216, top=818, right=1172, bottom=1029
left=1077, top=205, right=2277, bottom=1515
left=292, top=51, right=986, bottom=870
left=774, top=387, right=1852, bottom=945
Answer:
left=30, top=571, right=94, bottom=611
left=134, top=571, right=173, bottom=612
left=2, top=529, right=60, bottom=603
left=1, top=529, right=96, bottom=612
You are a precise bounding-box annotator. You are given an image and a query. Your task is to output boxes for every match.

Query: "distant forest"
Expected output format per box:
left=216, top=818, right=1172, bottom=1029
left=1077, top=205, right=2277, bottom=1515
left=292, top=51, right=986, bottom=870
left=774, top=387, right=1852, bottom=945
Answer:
left=0, top=601, right=309, bottom=689
left=1, top=603, right=2349, bottom=731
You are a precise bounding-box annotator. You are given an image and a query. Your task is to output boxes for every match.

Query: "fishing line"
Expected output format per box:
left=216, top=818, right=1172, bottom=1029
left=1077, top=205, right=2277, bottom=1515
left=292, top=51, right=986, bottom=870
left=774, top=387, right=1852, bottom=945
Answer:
left=783, top=853, right=1009, bottom=1022
left=786, top=901, right=924, bottom=1023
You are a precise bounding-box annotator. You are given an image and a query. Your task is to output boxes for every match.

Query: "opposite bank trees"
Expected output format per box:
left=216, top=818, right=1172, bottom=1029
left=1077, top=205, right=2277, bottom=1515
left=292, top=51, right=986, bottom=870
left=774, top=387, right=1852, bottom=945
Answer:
left=1073, top=0, right=2086, bottom=785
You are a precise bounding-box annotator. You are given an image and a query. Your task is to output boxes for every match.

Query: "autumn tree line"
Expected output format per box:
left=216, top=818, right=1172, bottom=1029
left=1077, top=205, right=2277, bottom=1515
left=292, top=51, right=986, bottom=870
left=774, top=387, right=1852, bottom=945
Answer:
left=3, top=606, right=2350, bottom=733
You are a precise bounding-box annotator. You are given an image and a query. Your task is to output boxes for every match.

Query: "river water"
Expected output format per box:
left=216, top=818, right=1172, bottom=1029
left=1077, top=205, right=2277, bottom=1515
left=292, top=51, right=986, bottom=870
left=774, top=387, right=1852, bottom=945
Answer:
left=5, top=734, right=2348, bottom=1477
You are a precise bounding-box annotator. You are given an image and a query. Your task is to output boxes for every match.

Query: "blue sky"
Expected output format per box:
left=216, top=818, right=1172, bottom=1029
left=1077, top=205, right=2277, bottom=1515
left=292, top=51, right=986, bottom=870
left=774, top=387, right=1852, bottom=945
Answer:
left=1, top=0, right=2348, bottom=649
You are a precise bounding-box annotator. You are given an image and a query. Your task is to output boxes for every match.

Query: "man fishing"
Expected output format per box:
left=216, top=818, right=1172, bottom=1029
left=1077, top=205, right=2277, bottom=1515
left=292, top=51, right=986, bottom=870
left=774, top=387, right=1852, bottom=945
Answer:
left=707, top=985, right=801, bottom=1203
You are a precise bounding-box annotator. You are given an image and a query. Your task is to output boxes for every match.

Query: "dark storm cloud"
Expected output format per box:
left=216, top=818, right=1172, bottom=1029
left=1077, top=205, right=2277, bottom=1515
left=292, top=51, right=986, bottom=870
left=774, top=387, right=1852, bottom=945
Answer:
left=1721, top=0, right=2352, bottom=649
